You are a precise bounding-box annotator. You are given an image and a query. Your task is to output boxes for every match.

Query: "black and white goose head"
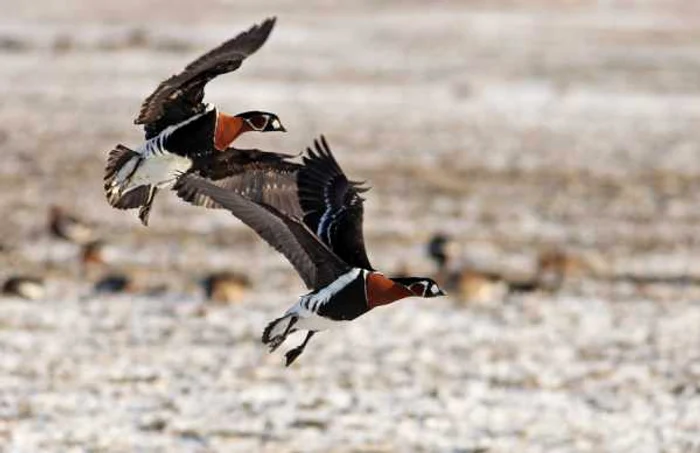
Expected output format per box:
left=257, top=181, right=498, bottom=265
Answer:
left=392, top=276, right=446, bottom=298
left=235, top=111, right=286, bottom=132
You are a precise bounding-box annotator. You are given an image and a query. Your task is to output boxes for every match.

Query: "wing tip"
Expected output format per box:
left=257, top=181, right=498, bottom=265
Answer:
left=301, top=135, right=371, bottom=194
left=248, top=16, right=277, bottom=47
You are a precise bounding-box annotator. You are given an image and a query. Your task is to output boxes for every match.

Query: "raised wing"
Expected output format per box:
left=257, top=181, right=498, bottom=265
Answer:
left=136, top=18, right=276, bottom=139
left=298, top=136, right=373, bottom=270
left=176, top=147, right=303, bottom=216
left=174, top=174, right=350, bottom=290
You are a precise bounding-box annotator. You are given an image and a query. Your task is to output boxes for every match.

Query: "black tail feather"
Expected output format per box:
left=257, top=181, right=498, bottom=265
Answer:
left=104, top=144, right=138, bottom=182
left=104, top=144, right=143, bottom=209
left=111, top=185, right=150, bottom=210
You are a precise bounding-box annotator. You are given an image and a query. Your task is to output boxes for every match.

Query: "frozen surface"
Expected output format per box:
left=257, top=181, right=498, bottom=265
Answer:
left=1, top=0, right=700, bottom=451
left=1, top=294, right=699, bottom=452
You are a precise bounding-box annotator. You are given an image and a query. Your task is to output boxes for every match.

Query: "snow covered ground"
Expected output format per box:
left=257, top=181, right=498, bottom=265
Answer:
left=1, top=1, right=700, bottom=451
left=1, top=292, right=699, bottom=452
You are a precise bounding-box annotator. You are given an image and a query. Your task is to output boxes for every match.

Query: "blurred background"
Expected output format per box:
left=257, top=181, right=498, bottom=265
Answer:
left=1, top=0, right=700, bottom=451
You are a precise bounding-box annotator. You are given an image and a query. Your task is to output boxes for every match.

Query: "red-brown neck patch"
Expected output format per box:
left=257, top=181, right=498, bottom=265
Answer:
left=214, top=113, right=246, bottom=150
left=366, top=272, right=413, bottom=309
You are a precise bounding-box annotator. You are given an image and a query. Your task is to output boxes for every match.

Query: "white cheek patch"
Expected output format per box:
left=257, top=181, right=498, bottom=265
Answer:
left=271, top=119, right=281, bottom=129
left=430, top=285, right=440, bottom=295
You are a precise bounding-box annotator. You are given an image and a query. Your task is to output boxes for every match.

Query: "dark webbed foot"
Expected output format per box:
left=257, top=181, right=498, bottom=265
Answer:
left=284, top=331, right=315, bottom=367
left=263, top=315, right=298, bottom=353
left=285, top=348, right=303, bottom=366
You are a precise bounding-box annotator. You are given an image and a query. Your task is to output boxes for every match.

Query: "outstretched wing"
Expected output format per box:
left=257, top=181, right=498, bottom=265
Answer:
left=298, top=136, right=373, bottom=270
left=136, top=18, right=276, bottom=138
left=174, top=174, right=350, bottom=290
left=176, top=147, right=304, bottom=216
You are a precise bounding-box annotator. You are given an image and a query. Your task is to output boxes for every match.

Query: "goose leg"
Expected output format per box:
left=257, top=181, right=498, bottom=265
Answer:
left=285, top=331, right=315, bottom=367
left=138, top=186, right=158, bottom=226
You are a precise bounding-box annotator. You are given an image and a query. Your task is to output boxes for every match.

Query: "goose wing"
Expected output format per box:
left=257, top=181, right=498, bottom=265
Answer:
left=176, top=147, right=303, bottom=217
left=297, top=136, right=373, bottom=270
left=175, top=174, right=350, bottom=290
left=136, top=18, right=276, bottom=139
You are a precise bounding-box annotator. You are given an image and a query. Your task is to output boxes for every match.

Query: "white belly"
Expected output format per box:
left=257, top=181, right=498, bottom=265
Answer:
left=295, top=312, right=348, bottom=331
left=133, top=153, right=192, bottom=188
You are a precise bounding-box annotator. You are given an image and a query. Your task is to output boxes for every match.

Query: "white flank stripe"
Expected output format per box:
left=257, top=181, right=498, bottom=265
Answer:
left=306, top=268, right=363, bottom=309
left=278, top=268, right=364, bottom=332
left=158, top=103, right=216, bottom=143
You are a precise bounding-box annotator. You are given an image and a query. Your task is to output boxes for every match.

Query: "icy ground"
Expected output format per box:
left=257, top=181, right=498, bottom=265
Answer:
left=0, top=291, right=698, bottom=452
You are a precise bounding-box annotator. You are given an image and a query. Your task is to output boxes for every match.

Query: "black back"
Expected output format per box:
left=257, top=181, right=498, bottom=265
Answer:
left=162, top=108, right=217, bottom=158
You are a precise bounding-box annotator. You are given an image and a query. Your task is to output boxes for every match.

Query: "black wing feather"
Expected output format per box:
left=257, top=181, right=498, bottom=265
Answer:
left=136, top=17, right=276, bottom=138
left=298, top=136, right=373, bottom=270
left=174, top=174, right=350, bottom=290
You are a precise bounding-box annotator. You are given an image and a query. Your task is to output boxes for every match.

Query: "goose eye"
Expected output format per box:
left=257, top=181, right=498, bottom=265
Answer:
left=409, top=283, right=426, bottom=295
left=248, top=116, right=268, bottom=130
